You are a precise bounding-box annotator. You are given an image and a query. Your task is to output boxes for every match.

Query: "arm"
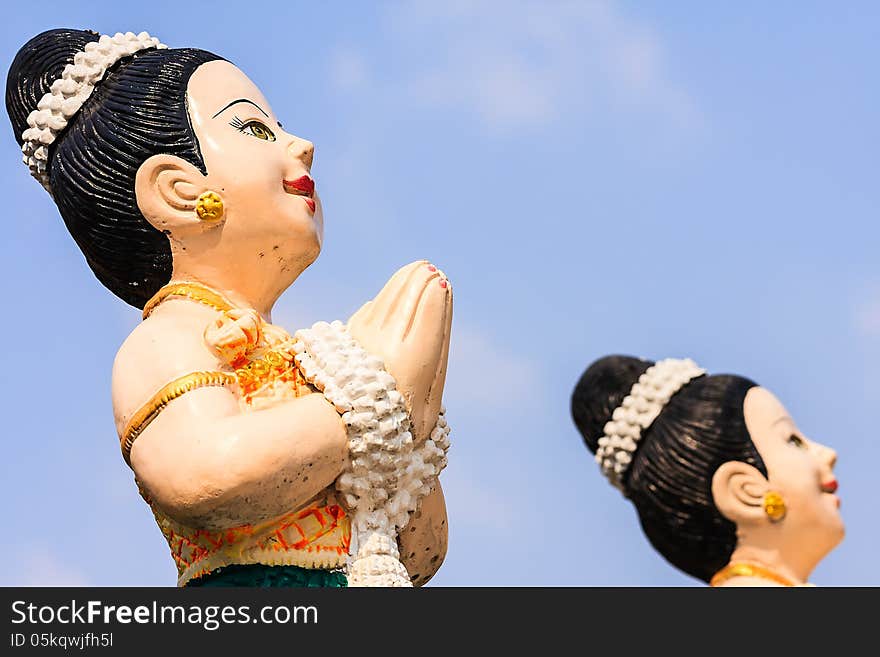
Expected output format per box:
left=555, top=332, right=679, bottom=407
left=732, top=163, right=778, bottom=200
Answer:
left=398, top=481, right=448, bottom=586
left=112, top=304, right=348, bottom=531
left=129, top=387, right=348, bottom=531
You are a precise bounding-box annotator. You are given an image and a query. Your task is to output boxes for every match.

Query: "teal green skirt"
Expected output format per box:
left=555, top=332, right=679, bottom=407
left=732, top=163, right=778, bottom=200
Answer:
left=185, top=564, right=347, bottom=588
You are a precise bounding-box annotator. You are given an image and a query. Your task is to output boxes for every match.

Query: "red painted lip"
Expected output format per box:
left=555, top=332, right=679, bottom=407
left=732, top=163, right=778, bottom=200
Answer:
left=821, top=479, right=838, bottom=494
left=282, top=175, right=315, bottom=196
left=304, top=198, right=316, bottom=213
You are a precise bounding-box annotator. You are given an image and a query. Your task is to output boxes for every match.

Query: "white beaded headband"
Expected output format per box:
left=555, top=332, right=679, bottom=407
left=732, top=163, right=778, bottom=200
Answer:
left=21, top=31, right=166, bottom=192
left=595, top=358, right=706, bottom=493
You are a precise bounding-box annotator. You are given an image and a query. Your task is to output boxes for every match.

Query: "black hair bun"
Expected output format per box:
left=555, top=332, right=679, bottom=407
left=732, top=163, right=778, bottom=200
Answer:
left=571, top=355, right=653, bottom=454
left=5, top=28, right=222, bottom=308
left=6, top=29, right=98, bottom=145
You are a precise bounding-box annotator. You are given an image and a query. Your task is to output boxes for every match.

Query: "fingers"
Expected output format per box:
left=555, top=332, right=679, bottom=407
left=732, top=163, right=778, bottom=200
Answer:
left=442, top=275, right=453, bottom=340
left=403, top=272, right=447, bottom=344
left=382, top=262, right=438, bottom=330
left=388, top=266, right=441, bottom=338
left=403, top=272, right=449, bottom=439
left=438, top=276, right=453, bottom=385
left=367, top=260, right=428, bottom=325
left=428, top=294, right=452, bottom=401
left=419, top=282, right=452, bottom=439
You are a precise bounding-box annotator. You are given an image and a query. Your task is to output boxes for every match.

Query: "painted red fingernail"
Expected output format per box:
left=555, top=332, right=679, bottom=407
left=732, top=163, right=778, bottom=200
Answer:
left=439, top=280, right=447, bottom=288
left=428, top=265, right=437, bottom=272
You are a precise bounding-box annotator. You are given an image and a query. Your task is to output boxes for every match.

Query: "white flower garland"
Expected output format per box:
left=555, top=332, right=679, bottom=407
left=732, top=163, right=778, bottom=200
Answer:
left=596, top=358, right=705, bottom=492
left=21, top=31, right=166, bottom=192
left=292, top=320, right=450, bottom=587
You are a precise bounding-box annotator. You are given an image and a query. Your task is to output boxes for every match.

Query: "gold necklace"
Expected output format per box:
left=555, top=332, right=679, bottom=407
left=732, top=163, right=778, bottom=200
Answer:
left=139, top=279, right=309, bottom=409
left=142, top=281, right=234, bottom=319
left=710, top=562, right=798, bottom=587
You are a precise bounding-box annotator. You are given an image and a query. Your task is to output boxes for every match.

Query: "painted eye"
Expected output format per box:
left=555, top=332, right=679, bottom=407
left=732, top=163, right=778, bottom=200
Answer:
left=787, top=434, right=806, bottom=448
left=230, top=116, right=277, bottom=142
left=242, top=121, right=276, bottom=141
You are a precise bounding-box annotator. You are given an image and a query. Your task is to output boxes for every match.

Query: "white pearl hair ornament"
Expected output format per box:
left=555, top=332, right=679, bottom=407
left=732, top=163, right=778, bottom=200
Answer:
left=595, top=358, right=705, bottom=493
left=293, top=320, right=450, bottom=587
left=21, top=31, right=167, bottom=192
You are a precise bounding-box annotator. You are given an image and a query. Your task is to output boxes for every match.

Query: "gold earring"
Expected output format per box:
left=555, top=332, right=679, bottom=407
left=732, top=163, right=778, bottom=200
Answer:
left=196, top=191, right=224, bottom=221
left=763, top=491, right=786, bottom=522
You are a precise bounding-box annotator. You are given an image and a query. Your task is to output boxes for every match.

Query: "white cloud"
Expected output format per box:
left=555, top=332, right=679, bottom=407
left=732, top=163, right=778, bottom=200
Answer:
left=329, top=47, right=370, bottom=93
left=9, top=546, right=90, bottom=587
left=855, top=293, right=880, bottom=336
left=444, top=322, right=535, bottom=411
left=332, top=0, right=702, bottom=131
left=440, top=464, right=514, bottom=532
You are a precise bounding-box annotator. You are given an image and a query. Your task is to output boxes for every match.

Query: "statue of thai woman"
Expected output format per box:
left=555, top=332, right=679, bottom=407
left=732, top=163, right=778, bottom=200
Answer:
left=571, top=356, right=844, bottom=586
left=6, top=29, right=452, bottom=587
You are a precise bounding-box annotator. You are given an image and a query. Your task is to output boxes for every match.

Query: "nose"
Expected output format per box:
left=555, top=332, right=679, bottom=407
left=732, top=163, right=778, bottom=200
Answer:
left=825, top=447, right=838, bottom=470
left=811, top=440, right=837, bottom=471
left=288, top=136, right=314, bottom=170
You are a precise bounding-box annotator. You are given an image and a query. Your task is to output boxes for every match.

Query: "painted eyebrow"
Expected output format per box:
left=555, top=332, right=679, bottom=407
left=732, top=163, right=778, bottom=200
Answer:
left=772, top=416, right=795, bottom=427
left=211, top=98, right=270, bottom=119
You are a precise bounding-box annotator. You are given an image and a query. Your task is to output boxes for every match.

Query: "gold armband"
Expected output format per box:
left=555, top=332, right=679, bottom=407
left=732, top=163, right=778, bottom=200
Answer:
left=120, top=371, right=236, bottom=467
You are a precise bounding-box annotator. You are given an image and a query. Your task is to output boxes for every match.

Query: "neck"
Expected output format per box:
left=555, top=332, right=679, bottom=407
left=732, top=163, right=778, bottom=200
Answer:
left=724, top=544, right=811, bottom=585
left=169, top=259, right=292, bottom=321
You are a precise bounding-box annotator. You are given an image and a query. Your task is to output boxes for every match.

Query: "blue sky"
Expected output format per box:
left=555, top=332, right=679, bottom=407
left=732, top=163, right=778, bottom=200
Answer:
left=1, top=1, right=877, bottom=586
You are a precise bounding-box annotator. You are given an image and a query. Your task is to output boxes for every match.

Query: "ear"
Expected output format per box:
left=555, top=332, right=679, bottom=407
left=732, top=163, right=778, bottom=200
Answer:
left=135, top=154, right=208, bottom=233
left=711, top=460, right=769, bottom=525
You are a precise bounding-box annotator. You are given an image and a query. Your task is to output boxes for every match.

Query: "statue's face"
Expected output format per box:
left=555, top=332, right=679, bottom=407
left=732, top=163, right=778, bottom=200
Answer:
left=743, top=387, right=844, bottom=551
left=186, top=59, right=323, bottom=278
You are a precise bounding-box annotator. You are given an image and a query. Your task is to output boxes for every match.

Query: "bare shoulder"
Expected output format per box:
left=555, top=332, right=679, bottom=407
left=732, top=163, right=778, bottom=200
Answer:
left=111, top=301, right=225, bottom=436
